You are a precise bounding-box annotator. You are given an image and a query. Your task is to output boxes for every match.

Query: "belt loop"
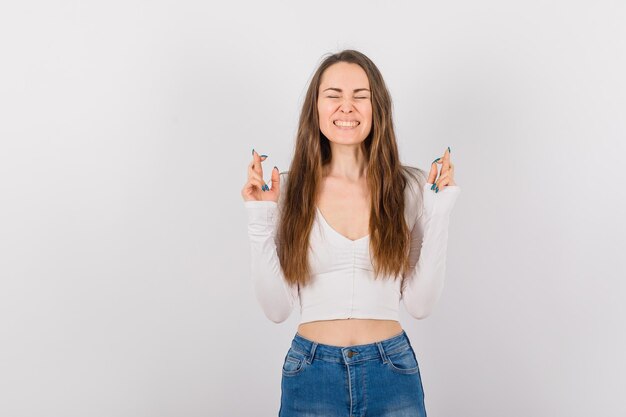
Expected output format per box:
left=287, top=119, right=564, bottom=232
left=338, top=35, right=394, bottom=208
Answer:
left=403, top=331, right=414, bottom=352
left=308, top=341, right=318, bottom=364
left=404, top=331, right=412, bottom=348
left=376, top=341, right=388, bottom=364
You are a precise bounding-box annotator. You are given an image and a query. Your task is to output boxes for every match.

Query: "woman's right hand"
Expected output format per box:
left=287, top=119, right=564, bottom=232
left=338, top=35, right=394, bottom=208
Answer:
left=241, top=149, right=281, bottom=202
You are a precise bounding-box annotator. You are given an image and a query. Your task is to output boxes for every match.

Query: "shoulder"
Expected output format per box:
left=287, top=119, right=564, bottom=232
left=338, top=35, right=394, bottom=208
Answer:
left=401, top=165, right=428, bottom=190
left=400, top=165, right=428, bottom=223
left=276, top=170, right=290, bottom=211
left=278, top=171, right=290, bottom=194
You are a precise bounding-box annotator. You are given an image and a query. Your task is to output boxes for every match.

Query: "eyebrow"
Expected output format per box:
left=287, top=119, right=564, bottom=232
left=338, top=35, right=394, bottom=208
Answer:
left=322, top=87, right=371, bottom=93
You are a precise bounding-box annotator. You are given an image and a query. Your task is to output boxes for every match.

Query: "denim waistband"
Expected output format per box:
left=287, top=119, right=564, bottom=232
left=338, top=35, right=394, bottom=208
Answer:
left=290, top=329, right=413, bottom=365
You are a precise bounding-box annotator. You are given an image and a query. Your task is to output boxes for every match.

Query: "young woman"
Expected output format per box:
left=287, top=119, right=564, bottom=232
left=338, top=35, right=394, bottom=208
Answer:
left=241, top=49, right=460, bottom=417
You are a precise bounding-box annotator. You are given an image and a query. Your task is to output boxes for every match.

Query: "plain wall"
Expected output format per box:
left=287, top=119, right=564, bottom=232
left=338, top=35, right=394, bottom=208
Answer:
left=0, top=1, right=624, bottom=416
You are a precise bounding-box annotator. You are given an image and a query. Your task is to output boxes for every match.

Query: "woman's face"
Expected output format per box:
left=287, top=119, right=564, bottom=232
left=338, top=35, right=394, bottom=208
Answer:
left=317, top=62, right=373, bottom=146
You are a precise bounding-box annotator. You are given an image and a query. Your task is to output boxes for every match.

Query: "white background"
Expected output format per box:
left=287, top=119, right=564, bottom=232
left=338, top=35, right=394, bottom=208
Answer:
left=1, top=1, right=624, bottom=416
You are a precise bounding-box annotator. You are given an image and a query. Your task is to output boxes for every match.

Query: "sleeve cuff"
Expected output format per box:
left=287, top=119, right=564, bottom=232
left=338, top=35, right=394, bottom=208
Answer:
left=244, top=200, right=278, bottom=227
left=423, top=183, right=461, bottom=216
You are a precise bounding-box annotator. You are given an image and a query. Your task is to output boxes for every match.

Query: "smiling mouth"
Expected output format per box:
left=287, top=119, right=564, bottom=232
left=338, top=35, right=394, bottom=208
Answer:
left=333, top=120, right=360, bottom=128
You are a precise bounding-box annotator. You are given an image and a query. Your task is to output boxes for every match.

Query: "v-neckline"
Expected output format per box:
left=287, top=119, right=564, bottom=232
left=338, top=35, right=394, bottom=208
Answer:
left=315, top=206, right=370, bottom=243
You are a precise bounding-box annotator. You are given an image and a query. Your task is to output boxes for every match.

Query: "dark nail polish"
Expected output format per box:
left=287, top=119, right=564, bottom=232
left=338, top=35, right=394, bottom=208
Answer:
left=432, top=157, right=440, bottom=164
left=435, top=186, right=439, bottom=193
left=260, top=154, right=268, bottom=158
left=252, top=148, right=255, bottom=155
left=448, top=146, right=451, bottom=153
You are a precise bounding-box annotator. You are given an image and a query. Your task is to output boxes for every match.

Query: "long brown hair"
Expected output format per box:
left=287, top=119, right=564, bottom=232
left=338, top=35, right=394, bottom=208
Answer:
left=277, top=49, right=426, bottom=291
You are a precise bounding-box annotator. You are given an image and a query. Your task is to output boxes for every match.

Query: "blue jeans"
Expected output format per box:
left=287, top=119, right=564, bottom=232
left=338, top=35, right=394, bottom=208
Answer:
left=279, top=329, right=427, bottom=417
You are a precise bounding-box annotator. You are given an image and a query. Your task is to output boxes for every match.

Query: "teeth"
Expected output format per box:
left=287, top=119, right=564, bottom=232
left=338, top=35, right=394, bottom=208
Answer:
left=334, top=120, right=359, bottom=127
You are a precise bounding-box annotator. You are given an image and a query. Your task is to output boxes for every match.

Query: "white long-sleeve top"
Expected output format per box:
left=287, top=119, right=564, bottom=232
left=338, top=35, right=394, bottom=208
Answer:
left=244, top=168, right=461, bottom=324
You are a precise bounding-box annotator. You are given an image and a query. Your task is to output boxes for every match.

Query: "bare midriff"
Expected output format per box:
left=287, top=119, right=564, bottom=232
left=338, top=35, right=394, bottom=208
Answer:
left=296, top=318, right=404, bottom=347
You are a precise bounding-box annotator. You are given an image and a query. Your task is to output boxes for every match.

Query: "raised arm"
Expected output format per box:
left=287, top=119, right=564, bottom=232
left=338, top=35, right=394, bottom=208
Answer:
left=401, top=177, right=461, bottom=319
left=244, top=171, right=298, bottom=323
left=401, top=147, right=461, bottom=319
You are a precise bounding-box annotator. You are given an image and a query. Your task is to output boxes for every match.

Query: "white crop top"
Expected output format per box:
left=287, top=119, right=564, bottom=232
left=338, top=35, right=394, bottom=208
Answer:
left=244, top=168, right=461, bottom=324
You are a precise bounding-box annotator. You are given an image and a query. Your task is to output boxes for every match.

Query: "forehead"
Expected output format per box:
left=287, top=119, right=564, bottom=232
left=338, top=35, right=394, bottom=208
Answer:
left=319, top=62, right=369, bottom=90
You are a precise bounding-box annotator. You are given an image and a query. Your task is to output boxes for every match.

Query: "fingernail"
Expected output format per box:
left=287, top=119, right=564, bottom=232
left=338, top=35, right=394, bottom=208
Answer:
left=260, top=154, right=268, bottom=158
left=448, top=146, right=451, bottom=153
left=431, top=184, right=436, bottom=190
left=435, top=186, right=439, bottom=193
left=274, top=166, right=278, bottom=172
left=432, top=157, right=440, bottom=164
left=262, top=184, right=267, bottom=191
left=252, top=148, right=255, bottom=155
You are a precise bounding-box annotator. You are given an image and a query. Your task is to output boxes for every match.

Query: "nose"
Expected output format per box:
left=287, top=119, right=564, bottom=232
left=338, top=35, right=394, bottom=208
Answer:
left=340, top=100, right=354, bottom=113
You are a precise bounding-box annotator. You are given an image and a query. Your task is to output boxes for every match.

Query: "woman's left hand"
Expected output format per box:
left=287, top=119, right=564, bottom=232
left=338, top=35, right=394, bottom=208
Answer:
left=427, top=147, right=456, bottom=193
